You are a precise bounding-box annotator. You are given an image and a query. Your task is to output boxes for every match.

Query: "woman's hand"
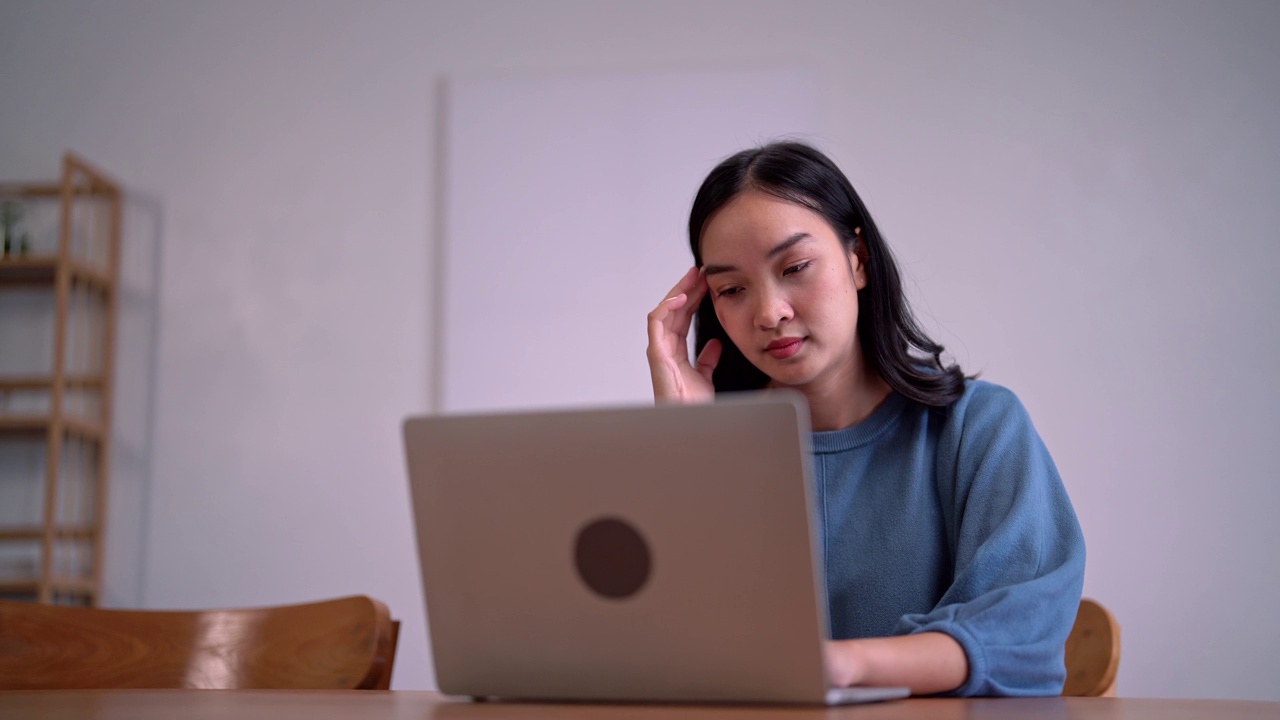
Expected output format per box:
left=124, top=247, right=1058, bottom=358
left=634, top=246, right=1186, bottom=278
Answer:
left=646, top=266, right=722, bottom=403
left=824, top=640, right=866, bottom=688
left=824, top=634, right=968, bottom=695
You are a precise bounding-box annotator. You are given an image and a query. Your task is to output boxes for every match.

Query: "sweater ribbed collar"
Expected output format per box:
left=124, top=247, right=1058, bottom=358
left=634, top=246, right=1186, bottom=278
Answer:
left=809, top=390, right=910, bottom=454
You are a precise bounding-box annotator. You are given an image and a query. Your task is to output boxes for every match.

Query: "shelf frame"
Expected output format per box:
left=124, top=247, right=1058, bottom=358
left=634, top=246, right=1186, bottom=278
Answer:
left=1, top=153, right=121, bottom=605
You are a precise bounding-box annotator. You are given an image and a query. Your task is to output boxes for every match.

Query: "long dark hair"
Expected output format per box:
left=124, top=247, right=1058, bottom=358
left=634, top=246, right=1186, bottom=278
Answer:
left=688, top=141, right=966, bottom=407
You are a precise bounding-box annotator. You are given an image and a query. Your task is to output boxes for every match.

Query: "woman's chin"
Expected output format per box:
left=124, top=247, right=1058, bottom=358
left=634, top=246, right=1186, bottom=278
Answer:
left=758, top=363, right=816, bottom=389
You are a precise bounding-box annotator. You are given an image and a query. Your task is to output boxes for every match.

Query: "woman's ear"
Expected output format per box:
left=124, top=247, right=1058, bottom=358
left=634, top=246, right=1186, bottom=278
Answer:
left=851, top=227, right=865, bottom=254
left=850, top=228, right=868, bottom=289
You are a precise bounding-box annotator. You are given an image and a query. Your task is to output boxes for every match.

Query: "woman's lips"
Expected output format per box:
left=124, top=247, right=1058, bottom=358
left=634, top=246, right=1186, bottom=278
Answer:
left=765, top=337, right=805, bottom=360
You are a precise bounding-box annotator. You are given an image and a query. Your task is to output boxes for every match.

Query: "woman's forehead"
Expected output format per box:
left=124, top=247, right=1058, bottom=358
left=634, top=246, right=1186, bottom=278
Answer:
left=700, top=191, right=840, bottom=262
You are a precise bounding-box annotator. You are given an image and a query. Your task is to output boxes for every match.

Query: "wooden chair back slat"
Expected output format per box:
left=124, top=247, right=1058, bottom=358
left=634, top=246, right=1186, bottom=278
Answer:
left=1063, top=597, right=1121, bottom=697
left=0, top=595, right=397, bottom=690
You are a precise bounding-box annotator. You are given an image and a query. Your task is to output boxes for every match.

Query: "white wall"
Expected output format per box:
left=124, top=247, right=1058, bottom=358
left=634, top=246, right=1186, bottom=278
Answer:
left=442, top=69, right=817, bottom=412
left=0, top=0, right=1277, bottom=700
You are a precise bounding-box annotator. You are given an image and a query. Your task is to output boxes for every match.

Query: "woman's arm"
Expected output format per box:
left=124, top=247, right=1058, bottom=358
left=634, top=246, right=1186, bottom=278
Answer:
left=825, top=632, right=968, bottom=696
left=892, top=382, right=1085, bottom=696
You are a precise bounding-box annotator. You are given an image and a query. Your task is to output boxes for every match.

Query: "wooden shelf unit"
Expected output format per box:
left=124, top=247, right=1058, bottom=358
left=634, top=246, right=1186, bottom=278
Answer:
left=0, top=154, right=121, bottom=605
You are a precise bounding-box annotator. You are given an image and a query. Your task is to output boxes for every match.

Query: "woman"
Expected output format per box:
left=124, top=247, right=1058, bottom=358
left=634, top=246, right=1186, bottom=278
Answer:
left=646, top=142, right=1085, bottom=697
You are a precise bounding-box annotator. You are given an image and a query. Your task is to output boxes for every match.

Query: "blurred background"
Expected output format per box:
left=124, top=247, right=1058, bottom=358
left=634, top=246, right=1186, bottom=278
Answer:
left=0, top=0, right=1276, bottom=699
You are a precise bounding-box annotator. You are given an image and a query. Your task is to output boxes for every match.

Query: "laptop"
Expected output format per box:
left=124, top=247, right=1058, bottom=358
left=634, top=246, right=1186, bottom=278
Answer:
left=402, top=392, right=910, bottom=705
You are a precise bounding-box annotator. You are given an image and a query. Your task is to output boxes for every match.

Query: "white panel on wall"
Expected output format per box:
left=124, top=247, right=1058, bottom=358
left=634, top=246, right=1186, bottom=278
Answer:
left=441, top=69, right=818, bottom=413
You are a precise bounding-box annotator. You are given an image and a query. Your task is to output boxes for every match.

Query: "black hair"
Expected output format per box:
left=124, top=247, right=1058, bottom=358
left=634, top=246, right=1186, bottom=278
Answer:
left=688, top=141, right=967, bottom=407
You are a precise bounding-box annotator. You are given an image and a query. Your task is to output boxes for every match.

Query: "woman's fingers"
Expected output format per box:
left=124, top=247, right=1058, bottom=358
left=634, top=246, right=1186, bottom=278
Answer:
left=695, top=338, right=721, bottom=383
left=660, top=266, right=699, bottom=305
left=647, top=292, right=685, bottom=345
left=674, top=268, right=709, bottom=336
left=648, top=267, right=704, bottom=354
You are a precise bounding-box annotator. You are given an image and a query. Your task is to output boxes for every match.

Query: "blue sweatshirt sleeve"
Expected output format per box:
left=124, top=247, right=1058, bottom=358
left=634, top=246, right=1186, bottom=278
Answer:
left=893, top=382, right=1086, bottom=696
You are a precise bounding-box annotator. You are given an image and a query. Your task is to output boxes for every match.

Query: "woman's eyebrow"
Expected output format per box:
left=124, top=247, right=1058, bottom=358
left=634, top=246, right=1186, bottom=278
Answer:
left=766, top=232, right=812, bottom=259
left=704, top=232, right=813, bottom=276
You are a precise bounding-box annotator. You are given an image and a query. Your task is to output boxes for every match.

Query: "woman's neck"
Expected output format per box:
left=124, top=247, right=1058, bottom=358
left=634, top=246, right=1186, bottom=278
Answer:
left=774, top=350, right=891, bottom=432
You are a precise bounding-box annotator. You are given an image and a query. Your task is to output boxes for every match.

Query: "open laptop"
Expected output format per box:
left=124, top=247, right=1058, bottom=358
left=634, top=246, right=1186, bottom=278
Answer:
left=402, top=392, right=909, bottom=705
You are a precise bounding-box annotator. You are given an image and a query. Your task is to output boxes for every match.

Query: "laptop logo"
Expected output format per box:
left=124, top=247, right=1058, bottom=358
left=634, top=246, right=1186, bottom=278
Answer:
left=573, top=517, right=651, bottom=600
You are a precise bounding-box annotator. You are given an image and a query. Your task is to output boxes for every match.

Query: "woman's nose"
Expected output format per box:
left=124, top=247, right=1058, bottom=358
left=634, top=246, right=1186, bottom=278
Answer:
left=754, top=289, right=793, bottom=330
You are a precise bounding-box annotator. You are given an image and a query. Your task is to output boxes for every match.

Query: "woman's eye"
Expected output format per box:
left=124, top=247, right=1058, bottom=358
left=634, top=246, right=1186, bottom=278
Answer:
left=783, top=261, right=812, bottom=276
left=715, top=286, right=742, bottom=299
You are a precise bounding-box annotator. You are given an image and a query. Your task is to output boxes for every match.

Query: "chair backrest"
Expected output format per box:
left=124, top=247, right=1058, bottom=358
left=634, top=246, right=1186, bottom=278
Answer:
left=0, top=595, right=399, bottom=690
left=1063, top=597, right=1120, bottom=697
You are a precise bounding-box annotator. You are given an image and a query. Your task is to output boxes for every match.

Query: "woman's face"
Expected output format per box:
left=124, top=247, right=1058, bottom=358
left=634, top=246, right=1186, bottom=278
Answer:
left=700, top=189, right=866, bottom=392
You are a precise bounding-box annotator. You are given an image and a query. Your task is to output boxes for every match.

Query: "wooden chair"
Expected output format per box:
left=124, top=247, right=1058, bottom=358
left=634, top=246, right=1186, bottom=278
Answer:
left=0, top=595, right=400, bottom=690
left=1063, top=597, right=1120, bottom=697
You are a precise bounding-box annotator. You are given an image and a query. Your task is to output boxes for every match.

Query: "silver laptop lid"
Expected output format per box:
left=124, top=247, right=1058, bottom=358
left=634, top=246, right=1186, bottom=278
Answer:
left=404, top=393, right=843, bottom=704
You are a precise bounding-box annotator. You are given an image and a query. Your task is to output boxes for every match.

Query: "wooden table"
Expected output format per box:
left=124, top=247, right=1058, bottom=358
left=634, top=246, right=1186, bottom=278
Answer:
left=1, top=690, right=1277, bottom=720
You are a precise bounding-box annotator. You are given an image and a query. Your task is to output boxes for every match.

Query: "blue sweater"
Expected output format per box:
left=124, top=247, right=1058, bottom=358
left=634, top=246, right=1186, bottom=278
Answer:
left=810, top=380, right=1085, bottom=697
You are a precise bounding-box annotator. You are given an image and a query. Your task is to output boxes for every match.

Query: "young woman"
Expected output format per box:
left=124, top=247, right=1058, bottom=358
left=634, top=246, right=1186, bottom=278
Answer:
left=645, top=142, right=1085, bottom=697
